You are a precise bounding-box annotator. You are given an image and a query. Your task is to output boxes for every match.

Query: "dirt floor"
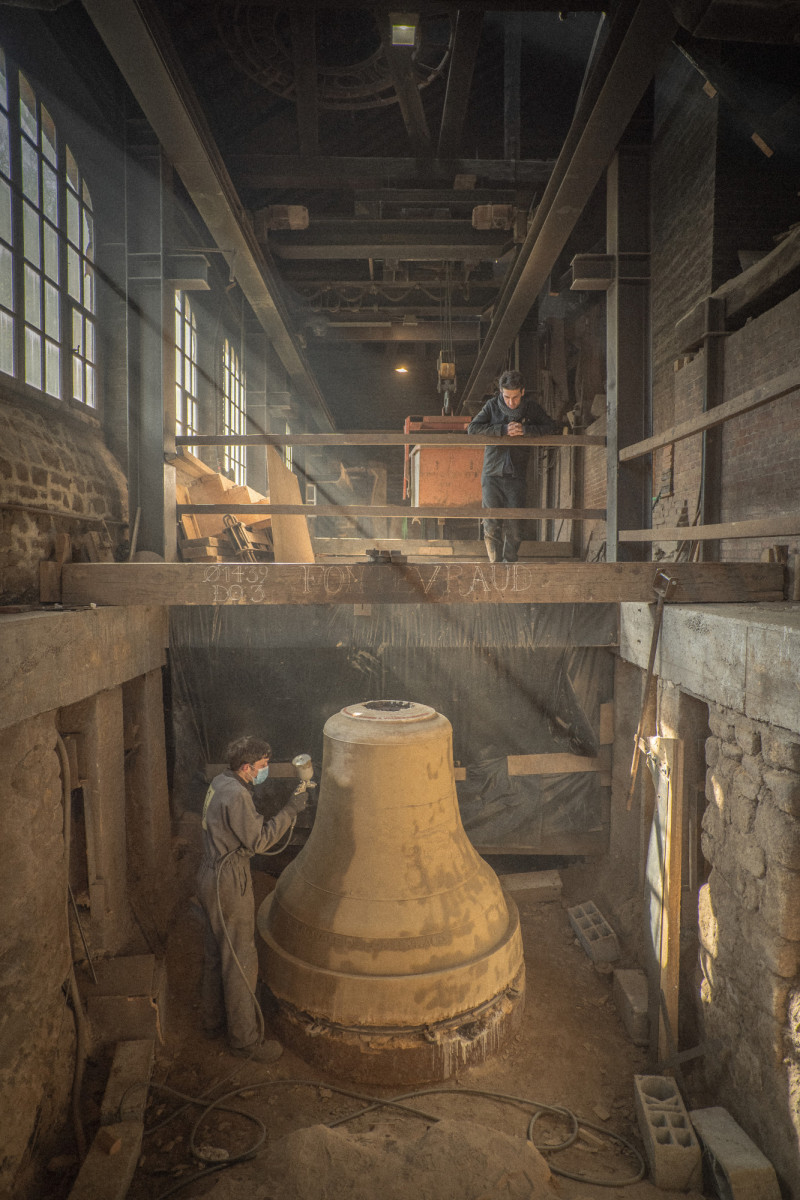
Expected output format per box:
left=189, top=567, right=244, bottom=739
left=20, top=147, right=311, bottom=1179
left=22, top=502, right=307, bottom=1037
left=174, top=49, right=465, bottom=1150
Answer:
left=113, top=852, right=712, bottom=1200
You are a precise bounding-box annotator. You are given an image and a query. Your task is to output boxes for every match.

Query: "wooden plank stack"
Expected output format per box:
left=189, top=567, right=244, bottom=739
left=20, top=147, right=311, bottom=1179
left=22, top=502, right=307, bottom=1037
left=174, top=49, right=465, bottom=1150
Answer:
left=175, top=450, right=273, bottom=562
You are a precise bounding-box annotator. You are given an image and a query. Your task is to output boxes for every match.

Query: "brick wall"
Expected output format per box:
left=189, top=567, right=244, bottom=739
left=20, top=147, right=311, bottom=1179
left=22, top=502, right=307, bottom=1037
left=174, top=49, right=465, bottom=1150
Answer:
left=644, top=51, right=800, bottom=563
left=0, top=391, right=129, bottom=603
left=650, top=51, right=718, bottom=434
left=700, top=707, right=800, bottom=1194
left=718, top=290, right=800, bottom=561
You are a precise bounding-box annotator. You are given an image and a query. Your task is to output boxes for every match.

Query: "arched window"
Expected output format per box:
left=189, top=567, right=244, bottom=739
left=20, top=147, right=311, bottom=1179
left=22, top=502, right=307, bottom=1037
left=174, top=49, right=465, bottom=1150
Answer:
left=0, top=48, right=96, bottom=406
left=175, top=291, right=198, bottom=436
left=222, top=338, right=246, bottom=485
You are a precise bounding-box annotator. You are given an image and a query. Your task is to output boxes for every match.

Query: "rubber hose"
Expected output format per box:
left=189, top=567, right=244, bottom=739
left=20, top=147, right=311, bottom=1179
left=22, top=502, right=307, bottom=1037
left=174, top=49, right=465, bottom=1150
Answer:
left=57, top=731, right=88, bottom=1161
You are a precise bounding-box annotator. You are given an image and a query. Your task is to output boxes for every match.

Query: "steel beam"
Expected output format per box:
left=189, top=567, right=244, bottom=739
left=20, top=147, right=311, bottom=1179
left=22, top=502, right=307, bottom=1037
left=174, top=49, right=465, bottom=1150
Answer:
left=230, top=155, right=555, bottom=188
left=460, top=0, right=677, bottom=406
left=438, top=10, right=484, bottom=155
left=305, top=322, right=480, bottom=342
left=82, top=0, right=334, bottom=430
left=269, top=222, right=509, bottom=261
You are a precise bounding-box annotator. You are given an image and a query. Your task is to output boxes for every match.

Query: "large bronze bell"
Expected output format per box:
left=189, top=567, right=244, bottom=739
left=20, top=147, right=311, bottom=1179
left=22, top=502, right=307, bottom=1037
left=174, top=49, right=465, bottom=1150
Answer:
left=257, top=700, right=525, bottom=1083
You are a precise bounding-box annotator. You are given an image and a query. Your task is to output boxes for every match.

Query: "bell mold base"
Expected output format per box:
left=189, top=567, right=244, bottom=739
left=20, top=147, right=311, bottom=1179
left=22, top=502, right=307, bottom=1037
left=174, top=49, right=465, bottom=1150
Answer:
left=262, top=965, right=526, bottom=1086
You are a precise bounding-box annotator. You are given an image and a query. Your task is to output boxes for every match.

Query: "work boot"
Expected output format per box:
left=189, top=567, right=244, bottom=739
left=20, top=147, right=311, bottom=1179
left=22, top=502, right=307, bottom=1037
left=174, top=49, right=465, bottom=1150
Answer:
left=484, top=536, right=501, bottom=563
left=230, top=1039, right=283, bottom=1064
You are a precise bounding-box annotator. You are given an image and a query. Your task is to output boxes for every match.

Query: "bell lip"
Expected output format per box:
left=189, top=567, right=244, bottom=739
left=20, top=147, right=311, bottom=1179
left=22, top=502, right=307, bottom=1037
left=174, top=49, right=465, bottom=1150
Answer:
left=341, top=700, right=436, bottom=723
left=258, top=894, right=524, bottom=1027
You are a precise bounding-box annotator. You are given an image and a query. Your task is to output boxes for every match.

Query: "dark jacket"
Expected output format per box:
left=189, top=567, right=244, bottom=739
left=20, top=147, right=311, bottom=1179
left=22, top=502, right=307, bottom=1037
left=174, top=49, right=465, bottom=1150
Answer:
left=467, top=393, right=560, bottom=478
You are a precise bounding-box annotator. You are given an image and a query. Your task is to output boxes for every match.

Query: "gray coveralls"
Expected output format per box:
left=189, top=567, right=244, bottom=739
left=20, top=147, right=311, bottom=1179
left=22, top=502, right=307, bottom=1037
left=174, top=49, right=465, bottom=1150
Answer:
left=197, top=770, right=298, bottom=1050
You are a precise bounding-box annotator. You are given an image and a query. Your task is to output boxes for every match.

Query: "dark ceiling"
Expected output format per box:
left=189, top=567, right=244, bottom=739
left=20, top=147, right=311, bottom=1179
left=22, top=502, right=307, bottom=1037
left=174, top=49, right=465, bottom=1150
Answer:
left=15, top=0, right=800, bottom=433
left=153, top=3, right=604, bottom=429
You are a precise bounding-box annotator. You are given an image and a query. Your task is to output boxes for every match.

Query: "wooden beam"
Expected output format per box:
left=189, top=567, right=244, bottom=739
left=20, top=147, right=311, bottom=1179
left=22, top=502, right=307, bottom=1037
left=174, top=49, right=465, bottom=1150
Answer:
left=175, top=432, right=605, bottom=447
left=177, top=503, right=606, bottom=520
left=61, top=562, right=785, bottom=607
left=289, top=10, right=319, bottom=156
left=229, top=155, right=555, bottom=188
left=675, top=221, right=800, bottom=355
left=438, top=9, right=484, bottom=155
left=618, top=364, right=800, bottom=462
left=620, top=514, right=800, bottom=542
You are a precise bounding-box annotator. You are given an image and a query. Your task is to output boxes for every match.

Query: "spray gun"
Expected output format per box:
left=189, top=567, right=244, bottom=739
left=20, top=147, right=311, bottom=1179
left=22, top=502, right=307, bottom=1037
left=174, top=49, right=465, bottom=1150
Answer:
left=291, top=754, right=317, bottom=811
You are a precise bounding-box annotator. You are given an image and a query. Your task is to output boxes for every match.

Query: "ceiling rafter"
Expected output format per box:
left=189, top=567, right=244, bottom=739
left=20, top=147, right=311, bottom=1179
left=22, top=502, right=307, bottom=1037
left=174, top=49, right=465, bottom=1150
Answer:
left=461, top=0, right=678, bottom=405
left=82, top=0, right=335, bottom=430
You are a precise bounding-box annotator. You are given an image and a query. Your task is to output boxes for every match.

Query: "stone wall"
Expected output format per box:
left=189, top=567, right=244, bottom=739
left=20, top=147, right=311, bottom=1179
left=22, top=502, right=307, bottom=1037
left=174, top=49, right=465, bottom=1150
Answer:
left=0, top=391, right=129, bottom=604
left=700, top=705, right=800, bottom=1193
left=0, top=608, right=172, bottom=1199
left=0, top=711, right=76, bottom=1200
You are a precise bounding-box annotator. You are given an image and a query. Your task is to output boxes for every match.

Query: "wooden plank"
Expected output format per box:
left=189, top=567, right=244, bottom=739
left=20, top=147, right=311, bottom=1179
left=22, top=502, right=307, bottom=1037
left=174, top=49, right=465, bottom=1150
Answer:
left=266, top=444, right=315, bottom=563
left=471, top=832, right=608, bottom=857
left=647, top=736, right=685, bottom=1065
left=177, top=432, right=605, bottom=448
left=618, top=364, right=800, bottom=462
left=175, top=483, right=202, bottom=540
left=39, top=560, right=62, bottom=603
left=311, top=538, right=576, bottom=558
left=61, top=561, right=785, bottom=608
left=173, top=448, right=217, bottom=480
left=599, top=701, right=614, bottom=745
left=508, top=752, right=607, bottom=775
left=178, top=503, right=606, bottom=521
left=620, top=513, right=800, bottom=542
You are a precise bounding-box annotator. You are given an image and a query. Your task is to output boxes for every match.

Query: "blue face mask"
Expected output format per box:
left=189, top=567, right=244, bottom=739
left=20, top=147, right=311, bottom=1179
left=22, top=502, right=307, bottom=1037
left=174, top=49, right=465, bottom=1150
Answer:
left=253, top=765, right=270, bottom=785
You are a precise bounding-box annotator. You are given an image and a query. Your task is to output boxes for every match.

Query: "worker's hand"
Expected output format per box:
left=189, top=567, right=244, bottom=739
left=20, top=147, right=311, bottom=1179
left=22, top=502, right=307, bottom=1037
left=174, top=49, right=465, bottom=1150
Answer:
left=506, top=421, right=524, bottom=437
left=288, top=780, right=316, bottom=814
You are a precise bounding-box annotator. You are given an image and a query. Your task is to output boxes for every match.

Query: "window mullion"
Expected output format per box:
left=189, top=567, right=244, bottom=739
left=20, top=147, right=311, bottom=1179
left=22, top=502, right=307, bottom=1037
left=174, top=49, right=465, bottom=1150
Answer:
left=6, top=64, right=23, bottom=380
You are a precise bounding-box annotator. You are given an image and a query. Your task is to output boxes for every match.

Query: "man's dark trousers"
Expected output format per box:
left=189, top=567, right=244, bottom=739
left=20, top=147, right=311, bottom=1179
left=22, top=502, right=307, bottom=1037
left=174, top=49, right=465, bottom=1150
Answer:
left=482, top=473, right=526, bottom=562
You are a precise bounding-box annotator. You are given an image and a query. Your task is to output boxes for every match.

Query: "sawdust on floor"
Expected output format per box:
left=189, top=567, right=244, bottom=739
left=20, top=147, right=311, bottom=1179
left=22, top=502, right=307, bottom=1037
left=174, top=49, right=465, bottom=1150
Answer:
left=119, top=862, right=709, bottom=1200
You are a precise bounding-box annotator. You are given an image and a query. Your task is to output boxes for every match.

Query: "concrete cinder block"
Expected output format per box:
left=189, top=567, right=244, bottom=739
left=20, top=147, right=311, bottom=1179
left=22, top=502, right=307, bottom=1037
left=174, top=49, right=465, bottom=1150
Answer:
left=85, top=955, right=166, bottom=1047
left=689, top=1107, right=781, bottom=1200
left=500, top=870, right=562, bottom=902
left=612, top=969, right=649, bottom=1045
left=67, top=1121, right=143, bottom=1200
left=634, top=1074, right=702, bottom=1190
left=100, top=1039, right=154, bottom=1126
left=567, top=901, right=620, bottom=963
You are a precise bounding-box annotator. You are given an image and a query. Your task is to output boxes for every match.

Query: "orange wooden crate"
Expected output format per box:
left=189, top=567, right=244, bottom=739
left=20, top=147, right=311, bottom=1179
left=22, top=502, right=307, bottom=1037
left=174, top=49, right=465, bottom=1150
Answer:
left=404, top=415, right=483, bottom=507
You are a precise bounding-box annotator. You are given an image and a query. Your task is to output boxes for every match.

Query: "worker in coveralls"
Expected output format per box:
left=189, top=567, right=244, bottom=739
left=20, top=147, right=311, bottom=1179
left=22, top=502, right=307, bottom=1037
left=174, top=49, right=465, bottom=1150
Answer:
left=198, top=735, right=311, bottom=1063
left=467, top=369, right=560, bottom=563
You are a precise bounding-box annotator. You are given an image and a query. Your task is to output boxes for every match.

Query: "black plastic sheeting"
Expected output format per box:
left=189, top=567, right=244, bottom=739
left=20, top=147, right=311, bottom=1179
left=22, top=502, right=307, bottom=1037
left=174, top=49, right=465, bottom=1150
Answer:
left=169, top=603, right=616, bottom=853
